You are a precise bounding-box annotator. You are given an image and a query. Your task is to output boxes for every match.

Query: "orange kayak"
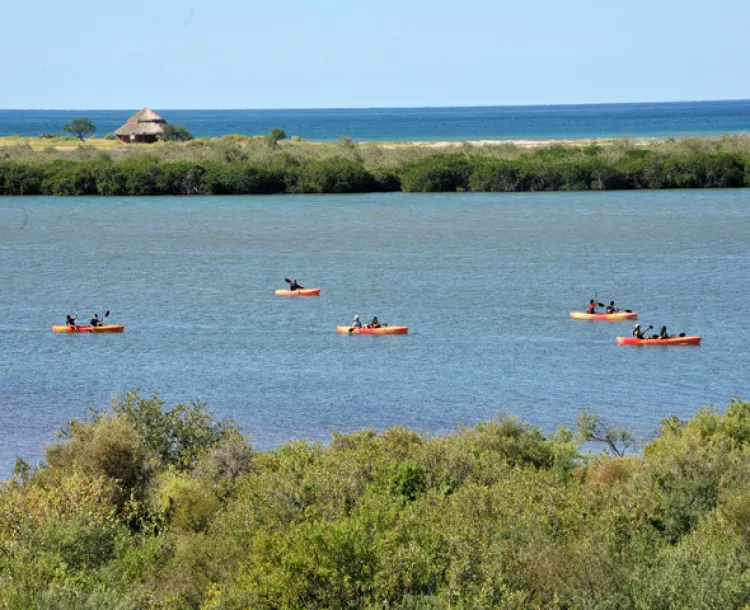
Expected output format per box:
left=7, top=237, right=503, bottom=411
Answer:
left=337, top=325, right=408, bottom=335
left=617, top=336, right=701, bottom=346
left=570, top=311, right=637, bottom=321
left=275, top=288, right=321, bottom=297
left=52, top=325, right=125, bottom=333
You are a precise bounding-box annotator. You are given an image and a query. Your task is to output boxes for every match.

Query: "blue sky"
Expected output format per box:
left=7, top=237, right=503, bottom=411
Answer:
left=2, top=0, right=748, bottom=109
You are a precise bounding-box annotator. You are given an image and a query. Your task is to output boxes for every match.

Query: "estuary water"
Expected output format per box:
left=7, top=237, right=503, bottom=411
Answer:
left=1, top=191, right=749, bottom=475
left=2, top=100, right=750, bottom=141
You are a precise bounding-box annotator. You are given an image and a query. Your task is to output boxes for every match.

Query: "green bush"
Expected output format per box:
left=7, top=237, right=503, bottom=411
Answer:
left=161, top=124, right=194, bottom=142
left=1, top=146, right=749, bottom=195
left=4, top=397, right=750, bottom=607
left=291, top=158, right=378, bottom=193
left=108, top=389, right=239, bottom=470
left=390, top=460, right=426, bottom=501
left=400, top=154, right=473, bottom=192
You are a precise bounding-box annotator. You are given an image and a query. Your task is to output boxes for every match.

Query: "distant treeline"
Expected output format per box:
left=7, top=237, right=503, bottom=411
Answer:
left=1, top=149, right=749, bottom=195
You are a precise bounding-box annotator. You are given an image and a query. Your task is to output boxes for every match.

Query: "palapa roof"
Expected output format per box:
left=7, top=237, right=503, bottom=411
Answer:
left=115, top=107, right=167, bottom=136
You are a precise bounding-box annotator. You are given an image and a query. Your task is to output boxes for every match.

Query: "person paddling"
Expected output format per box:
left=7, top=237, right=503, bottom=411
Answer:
left=66, top=313, right=78, bottom=329
left=287, top=278, right=304, bottom=291
left=352, top=315, right=362, bottom=329
left=587, top=299, right=597, bottom=314
left=659, top=326, right=670, bottom=339
left=606, top=301, right=619, bottom=314
left=90, top=313, right=103, bottom=328
left=633, top=324, right=646, bottom=340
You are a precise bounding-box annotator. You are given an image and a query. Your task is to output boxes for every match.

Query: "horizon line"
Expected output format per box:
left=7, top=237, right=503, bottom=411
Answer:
left=2, top=97, right=749, bottom=112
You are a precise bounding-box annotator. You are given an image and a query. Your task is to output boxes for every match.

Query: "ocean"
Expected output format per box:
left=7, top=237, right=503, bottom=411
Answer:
left=1, top=100, right=750, bottom=141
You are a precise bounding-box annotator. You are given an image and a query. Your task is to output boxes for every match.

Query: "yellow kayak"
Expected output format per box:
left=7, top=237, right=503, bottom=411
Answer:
left=569, top=311, right=637, bottom=321
left=337, top=325, right=408, bottom=335
left=275, top=288, right=321, bottom=297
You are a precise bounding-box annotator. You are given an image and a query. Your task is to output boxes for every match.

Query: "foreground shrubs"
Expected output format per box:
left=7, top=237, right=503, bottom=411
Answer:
left=2, top=148, right=750, bottom=195
left=1, top=395, right=750, bottom=608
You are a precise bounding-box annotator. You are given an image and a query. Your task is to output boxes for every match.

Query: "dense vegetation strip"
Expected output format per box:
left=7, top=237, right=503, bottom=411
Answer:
left=2, top=391, right=750, bottom=609
left=2, top=135, right=750, bottom=194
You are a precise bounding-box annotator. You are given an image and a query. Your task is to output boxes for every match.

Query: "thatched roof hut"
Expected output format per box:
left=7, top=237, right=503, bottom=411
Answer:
left=115, top=108, right=167, bottom=143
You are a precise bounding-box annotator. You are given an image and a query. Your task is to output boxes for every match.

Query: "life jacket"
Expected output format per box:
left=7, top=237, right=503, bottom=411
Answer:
left=588, top=303, right=596, bottom=314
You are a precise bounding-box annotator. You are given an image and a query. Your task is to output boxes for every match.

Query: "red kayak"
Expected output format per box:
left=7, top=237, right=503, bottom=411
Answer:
left=52, top=325, right=125, bottom=333
left=617, top=336, right=701, bottom=346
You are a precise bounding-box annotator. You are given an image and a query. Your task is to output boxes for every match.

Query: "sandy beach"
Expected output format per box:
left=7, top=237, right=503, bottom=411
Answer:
left=373, top=137, right=659, bottom=149
left=0, top=134, right=661, bottom=153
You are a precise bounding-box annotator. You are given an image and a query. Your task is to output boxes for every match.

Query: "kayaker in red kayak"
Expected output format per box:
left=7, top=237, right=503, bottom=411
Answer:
left=659, top=326, right=670, bottom=339
left=633, top=324, right=646, bottom=339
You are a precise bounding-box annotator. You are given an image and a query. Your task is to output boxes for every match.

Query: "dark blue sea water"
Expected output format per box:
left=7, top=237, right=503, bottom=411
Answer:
left=1, top=190, right=749, bottom=476
left=1, top=100, right=750, bottom=141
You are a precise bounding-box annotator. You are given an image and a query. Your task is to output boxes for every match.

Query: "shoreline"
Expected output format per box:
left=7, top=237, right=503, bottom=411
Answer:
left=0, top=133, right=699, bottom=152
left=374, top=136, right=665, bottom=149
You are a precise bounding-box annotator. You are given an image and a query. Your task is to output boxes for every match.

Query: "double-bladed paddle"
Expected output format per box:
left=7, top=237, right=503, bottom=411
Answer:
left=637, top=324, right=653, bottom=338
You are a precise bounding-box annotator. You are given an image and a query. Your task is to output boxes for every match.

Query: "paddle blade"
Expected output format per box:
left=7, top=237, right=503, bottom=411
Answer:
left=625, top=309, right=632, bottom=313
left=598, top=302, right=606, bottom=308
left=284, top=278, right=291, bottom=284
left=349, top=327, right=354, bottom=333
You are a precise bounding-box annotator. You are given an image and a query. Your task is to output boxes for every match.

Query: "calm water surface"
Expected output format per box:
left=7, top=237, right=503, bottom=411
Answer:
left=1, top=191, right=749, bottom=475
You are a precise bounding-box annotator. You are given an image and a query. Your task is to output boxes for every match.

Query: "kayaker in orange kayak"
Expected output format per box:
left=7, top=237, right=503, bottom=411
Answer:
left=90, top=313, right=103, bottom=327
left=66, top=313, right=78, bottom=329
left=605, top=301, right=619, bottom=314
left=352, top=315, right=362, bottom=329
left=286, top=278, right=305, bottom=291
left=588, top=299, right=597, bottom=314
left=633, top=324, right=655, bottom=339
left=368, top=316, right=382, bottom=329
left=659, top=326, right=670, bottom=339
